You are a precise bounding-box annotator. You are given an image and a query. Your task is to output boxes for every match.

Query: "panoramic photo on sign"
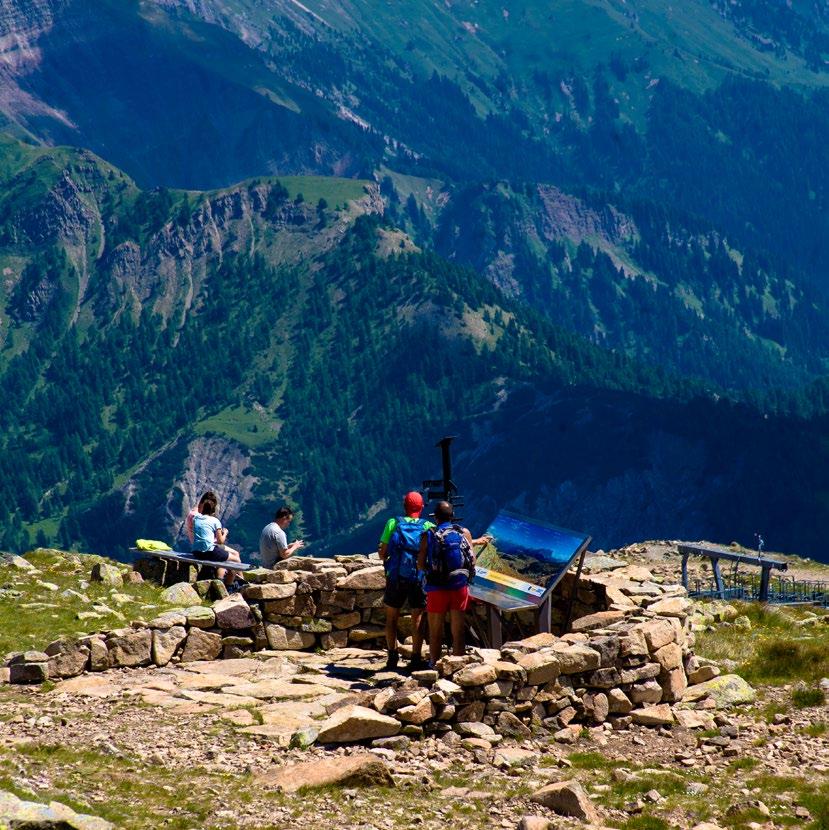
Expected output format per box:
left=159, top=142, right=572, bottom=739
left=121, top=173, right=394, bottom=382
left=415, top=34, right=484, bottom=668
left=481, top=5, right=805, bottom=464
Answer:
left=475, top=510, right=591, bottom=590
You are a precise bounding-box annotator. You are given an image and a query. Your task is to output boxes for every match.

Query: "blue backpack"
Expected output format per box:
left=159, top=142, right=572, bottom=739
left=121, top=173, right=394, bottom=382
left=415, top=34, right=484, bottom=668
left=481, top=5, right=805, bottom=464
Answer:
left=385, top=517, right=426, bottom=583
left=426, top=522, right=475, bottom=589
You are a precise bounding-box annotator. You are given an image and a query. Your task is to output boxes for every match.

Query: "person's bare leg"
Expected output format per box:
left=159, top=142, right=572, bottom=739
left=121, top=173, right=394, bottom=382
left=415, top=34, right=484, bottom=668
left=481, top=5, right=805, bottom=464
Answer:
left=384, top=606, right=400, bottom=652
left=449, top=609, right=466, bottom=656
left=410, top=608, right=424, bottom=659
left=428, top=611, right=445, bottom=665
left=222, top=548, right=242, bottom=585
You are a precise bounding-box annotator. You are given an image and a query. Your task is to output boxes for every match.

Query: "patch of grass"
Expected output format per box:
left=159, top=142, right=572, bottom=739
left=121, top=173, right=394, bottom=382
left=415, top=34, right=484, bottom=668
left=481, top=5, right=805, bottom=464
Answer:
left=748, top=773, right=801, bottom=794
left=750, top=638, right=829, bottom=684
left=728, top=757, right=759, bottom=772
left=792, top=688, right=826, bottom=708
left=194, top=405, right=279, bottom=449
left=761, top=701, right=789, bottom=723
left=801, top=781, right=829, bottom=830
left=0, top=549, right=191, bottom=655
left=265, top=176, right=368, bottom=208
left=2, top=741, right=279, bottom=830
left=802, top=722, right=827, bottom=737
left=721, top=805, right=775, bottom=827
left=608, top=771, right=690, bottom=805
left=696, top=602, right=829, bottom=686
left=566, top=751, right=628, bottom=770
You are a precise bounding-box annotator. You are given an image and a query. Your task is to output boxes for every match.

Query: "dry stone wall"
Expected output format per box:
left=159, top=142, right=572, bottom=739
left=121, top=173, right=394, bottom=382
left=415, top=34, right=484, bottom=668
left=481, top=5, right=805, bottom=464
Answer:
left=7, top=554, right=736, bottom=739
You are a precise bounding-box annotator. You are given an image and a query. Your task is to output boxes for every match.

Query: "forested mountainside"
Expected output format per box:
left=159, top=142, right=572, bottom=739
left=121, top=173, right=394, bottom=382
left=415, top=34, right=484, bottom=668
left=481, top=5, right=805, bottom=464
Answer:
left=2, top=135, right=829, bottom=561
left=1, top=0, right=828, bottom=560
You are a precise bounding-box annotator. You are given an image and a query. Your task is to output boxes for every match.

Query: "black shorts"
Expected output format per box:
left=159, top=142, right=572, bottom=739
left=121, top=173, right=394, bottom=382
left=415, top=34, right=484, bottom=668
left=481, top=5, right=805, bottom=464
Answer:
left=384, top=578, right=426, bottom=610
left=191, top=547, right=230, bottom=563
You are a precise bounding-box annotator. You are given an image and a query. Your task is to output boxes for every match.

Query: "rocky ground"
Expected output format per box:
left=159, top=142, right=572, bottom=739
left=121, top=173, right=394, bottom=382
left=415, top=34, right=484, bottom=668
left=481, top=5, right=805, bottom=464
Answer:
left=0, top=542, right=827, bottom=830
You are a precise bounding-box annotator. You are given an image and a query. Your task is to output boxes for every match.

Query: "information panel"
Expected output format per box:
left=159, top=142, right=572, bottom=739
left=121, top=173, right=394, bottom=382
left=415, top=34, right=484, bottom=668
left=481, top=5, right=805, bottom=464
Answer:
left=470, top=510, right=591, bottom=611
left=470, top=566, right=547, bottom=611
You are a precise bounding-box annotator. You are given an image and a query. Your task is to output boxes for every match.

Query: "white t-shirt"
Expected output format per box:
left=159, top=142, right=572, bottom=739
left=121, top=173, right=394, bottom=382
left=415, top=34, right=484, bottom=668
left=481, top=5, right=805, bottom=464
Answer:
left=259, top=522, right=288, bottom=569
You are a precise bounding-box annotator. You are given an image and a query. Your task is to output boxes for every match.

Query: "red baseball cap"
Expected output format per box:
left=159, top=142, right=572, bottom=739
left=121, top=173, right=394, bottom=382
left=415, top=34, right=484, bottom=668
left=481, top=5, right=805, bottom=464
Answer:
left=403, top=491, right=424, bottom=516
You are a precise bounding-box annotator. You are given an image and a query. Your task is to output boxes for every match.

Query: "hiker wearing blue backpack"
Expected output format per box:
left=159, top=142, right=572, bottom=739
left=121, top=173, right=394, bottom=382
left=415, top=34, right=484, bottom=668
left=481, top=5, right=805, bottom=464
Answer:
left=417, top=500, right=492, bottom=665
left=378, top=491, right=434, bottom=671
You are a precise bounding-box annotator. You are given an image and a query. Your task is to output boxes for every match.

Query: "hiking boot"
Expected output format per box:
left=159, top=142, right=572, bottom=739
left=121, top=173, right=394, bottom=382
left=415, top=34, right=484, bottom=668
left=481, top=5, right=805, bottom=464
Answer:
left=384, top=650, right=399, bottom=671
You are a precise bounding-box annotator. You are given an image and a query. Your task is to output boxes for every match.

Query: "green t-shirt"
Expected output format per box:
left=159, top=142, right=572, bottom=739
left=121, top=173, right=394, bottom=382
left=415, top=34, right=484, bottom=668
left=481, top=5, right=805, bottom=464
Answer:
left=379, top=516, right=435, bottom=545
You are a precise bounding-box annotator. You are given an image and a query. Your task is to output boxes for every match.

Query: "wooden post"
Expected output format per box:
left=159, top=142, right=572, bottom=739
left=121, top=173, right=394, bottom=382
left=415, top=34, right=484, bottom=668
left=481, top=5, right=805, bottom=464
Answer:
left=537, top=595, right=552, bottom=634
left=711, top=557, right=725, bottom=599
left=487, top=604, right=503, bottom=649
left=759, top=565, right=772, bottom=603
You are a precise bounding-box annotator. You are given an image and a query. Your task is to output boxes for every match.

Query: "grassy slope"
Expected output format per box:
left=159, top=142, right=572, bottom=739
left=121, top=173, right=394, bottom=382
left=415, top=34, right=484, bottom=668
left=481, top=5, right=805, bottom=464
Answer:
left=696, top=600, right=829, bottom=689
left=293, top=0, right=829, bottom=98
left=0, top=133, right=371, bottom=547
left=0, top=549, right=189, bottom=656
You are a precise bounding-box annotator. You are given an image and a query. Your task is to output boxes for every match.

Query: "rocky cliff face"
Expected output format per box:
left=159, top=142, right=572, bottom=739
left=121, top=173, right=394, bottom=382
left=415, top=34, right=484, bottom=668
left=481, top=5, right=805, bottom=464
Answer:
left=0, top=0, right=73, bottom=125
left=165, top=436, right=258, bottom=547
left=0, top=0, right=380, bottom=188
left=535, top=185, right=637, bottom=249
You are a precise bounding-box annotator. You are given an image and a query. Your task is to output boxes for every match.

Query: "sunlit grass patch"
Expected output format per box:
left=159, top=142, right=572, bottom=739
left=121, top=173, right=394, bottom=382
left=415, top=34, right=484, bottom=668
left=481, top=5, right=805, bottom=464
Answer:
left=792, top=687, right=826, bottom=708
left=0, top=548, right=192, bottom=654
left=696, top=602, right=829, bottom=686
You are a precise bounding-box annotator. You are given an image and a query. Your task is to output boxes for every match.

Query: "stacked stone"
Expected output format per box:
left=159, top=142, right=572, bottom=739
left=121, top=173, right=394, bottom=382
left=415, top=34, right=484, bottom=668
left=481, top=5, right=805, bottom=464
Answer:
left=246, top=556, right=393, bottom=651
left=7, top=553, right=729, bottom=741
left=353, top=604, right=711, bottom=741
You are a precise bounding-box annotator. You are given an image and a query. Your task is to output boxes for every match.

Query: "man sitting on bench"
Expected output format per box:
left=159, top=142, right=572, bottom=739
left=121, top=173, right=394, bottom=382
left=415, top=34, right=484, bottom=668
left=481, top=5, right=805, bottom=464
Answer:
left=192, top=493, right=244, bottom=589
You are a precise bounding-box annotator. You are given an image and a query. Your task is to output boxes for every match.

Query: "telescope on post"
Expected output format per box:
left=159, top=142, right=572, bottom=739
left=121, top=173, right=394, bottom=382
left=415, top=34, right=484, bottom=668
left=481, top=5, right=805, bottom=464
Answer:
left=421, top=436, right=464, bottom=515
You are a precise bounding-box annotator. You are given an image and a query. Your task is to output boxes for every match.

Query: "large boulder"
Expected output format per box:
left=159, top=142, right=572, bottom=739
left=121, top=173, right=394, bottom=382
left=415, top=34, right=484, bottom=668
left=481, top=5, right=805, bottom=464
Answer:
left=683, top=674, right=756, bottom=706
left=260, top=753, right=394, bottom=792
left=631, top=704, right=675, bottom=726
left=152, top=626, right=187, bottom=666
left=160, top=582, right=202, bottom=606
left=336, top=566, right=386, bottom=590
left=180, top=628, right=223, bottom=662
left=183, top=606, right=215, bottom=628
left=316, top=705, right=400, bottom=743
left=516, top=652, right=560, bottom=685
left=0, top=790, right=114, bottom=830
left=265, top=625, right=316, bottom=650
left=454, top=663, right=498, bottom=687
left=570, top=610, right=626, bottom=632
left=45, top=639, right=90, bottom=678
left=8, top=651, right=49, bottom=684
left=243, top=583, right=297, bottom=601
left=647, top=596, right=692, bottom=617
left=502, top=633, right=558, bottom=653
left=553, top=643, right=600, bottom=674
left=212, top=594, right=256, bottom=630
left=90, top=562, right=123, bottom=587
left=638, top=619, right=676, bottom=651
left=106, top=629, right=152, bottom=668
left=529, top=781, right=598, bottom=823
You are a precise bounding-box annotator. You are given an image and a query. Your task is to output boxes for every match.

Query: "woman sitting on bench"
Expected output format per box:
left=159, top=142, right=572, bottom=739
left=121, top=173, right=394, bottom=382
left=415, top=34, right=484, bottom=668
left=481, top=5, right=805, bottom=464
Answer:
left=192, top=493, right=244, bottom=590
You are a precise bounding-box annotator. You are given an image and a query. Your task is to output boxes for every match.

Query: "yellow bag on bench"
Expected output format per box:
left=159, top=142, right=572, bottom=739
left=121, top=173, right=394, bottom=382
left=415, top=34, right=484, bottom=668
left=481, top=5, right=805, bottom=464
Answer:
left=135, top=539, right=172, bottom=551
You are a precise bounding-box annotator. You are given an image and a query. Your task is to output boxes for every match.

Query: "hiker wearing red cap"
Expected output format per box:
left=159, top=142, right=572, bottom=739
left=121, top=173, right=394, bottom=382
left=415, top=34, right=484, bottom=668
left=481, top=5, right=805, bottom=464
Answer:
left=417, top=500, right=492, bottom=664
left=378, top=491, right=434, bottom=671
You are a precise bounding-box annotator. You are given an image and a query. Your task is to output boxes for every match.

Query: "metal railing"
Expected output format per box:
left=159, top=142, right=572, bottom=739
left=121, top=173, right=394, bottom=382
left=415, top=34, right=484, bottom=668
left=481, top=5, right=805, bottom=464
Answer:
left=689, top=572, right=829, bottom=606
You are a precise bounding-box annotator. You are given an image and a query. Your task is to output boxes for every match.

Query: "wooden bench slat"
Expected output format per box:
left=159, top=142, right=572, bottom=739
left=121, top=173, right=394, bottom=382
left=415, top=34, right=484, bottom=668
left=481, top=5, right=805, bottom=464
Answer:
left=130, top=548, right=253, bottom=572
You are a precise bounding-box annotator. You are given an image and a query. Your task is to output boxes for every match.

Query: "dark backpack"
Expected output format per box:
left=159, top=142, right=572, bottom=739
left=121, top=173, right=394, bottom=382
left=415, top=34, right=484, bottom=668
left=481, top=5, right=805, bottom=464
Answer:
left=426, top=523, right=475, bottom=588
left=385, top=517, right=426, bottom=582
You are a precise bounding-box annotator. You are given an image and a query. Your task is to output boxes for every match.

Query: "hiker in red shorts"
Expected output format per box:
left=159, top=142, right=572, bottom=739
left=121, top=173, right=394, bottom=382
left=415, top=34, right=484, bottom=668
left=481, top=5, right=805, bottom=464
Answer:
left=417, top=501, right=491, bottom=665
